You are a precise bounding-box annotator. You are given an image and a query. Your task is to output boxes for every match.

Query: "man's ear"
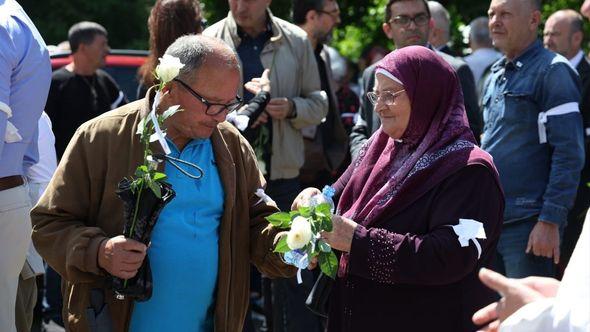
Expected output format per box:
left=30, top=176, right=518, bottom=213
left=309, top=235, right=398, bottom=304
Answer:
left=572, top=30, right=584, bottom=50
left=383, top=22, right=394, bottom=40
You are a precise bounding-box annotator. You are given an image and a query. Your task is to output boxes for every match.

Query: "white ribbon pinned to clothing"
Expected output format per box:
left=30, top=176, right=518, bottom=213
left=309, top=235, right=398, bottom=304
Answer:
left=448, top=218, right=487, bottom=259
left=296, top=253, right=309, bottom=284
left=150, top=91, right=171, bottom=155
left=537, top=102, right=580, bottom=144
left=226, top=111, right=250, bottom=132
left=0, top=101, right=22, bottom=143
left=254, top=188, right=276, bottom=206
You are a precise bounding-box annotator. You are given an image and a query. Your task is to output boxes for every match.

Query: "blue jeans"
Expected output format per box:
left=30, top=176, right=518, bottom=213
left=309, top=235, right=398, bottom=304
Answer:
left=495, top=217, right=556, bottom=278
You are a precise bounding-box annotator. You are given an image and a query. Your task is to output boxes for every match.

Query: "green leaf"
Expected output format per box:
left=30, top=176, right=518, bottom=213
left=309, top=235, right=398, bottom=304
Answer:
left=315, top=203, right=332, bottom=217
left=297, top=206, right=312, bottom=218
left=318, top=239, right=332, bottom=253
left=319, top=251, right=338, bottom=279
left=265, top=212, right=292, bottom=228
left=153, top=172, right=167, bottom=181
left=322, top=216, right=333, bottom=232
left=135, top=165, right=148, bottom=177
left=274, top=234, right=290, bottom=253
left=147, top=179, right=162, bottom=198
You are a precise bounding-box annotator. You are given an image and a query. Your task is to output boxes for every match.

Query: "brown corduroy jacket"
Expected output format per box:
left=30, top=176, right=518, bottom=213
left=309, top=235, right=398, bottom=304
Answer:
left=31, top=94, right=295, bottom=331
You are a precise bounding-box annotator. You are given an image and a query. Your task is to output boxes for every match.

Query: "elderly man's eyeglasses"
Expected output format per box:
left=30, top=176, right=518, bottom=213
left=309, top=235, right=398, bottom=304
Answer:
left=173, top=78, right=243, bottom=116
left=390, top=13, right=430, bottom=27
left=367, top=90, right=406, bottom=106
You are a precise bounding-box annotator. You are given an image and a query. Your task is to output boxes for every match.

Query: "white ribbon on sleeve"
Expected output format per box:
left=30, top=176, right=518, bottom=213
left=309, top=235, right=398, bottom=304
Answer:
left=226, top=111, right=251, bottom=132
left=254, top=188, right=276, bottom=206
left=447, top=218, right=487, bottom=259
left=0, top=101, right=22, bottom=143
left=537, top=102, right=579, bottom=144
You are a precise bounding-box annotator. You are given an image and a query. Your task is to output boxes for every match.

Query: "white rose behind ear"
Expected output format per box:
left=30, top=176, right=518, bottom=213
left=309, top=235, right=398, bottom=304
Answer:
left=287, top=216, right=313, bottom=250
left=156, top=54, right=185, bottom=84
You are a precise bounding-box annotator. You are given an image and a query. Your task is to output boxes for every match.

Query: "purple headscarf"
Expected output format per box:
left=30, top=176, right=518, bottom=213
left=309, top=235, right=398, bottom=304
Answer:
left=334, top=46, right=498, bottom=228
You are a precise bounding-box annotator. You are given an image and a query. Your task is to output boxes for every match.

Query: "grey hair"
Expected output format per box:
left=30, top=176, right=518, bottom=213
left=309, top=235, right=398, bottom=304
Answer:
left=469, top=16, right=492, bottom=47
left=164, top=34, right=240, bottom=83
left=428, top=1, right=450, bottom=39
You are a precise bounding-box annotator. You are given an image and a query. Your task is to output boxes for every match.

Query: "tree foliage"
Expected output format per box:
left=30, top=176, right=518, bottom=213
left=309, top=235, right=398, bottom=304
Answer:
left=21, top=0, right=589, bottom=61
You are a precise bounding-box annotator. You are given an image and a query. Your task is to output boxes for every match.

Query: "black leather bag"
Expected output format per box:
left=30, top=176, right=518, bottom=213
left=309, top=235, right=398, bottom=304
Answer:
left=305, top=273, right=334, bottom=318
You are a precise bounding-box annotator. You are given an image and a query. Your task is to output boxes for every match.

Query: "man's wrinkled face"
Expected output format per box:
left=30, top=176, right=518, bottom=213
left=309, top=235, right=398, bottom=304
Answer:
left=543, top=16, right=574, bottom=57
left=166, top=64, right=241, bottom=140
left=228, top=0, right=271, bottom=30
left=82, top=34, right=109, bottom=68
left=383, top=0, right=431, bottom=48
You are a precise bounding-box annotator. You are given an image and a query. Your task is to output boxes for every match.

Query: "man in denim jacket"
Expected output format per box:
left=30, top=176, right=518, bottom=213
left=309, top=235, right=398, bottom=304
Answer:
left=482, top=0, right=584, bottom=278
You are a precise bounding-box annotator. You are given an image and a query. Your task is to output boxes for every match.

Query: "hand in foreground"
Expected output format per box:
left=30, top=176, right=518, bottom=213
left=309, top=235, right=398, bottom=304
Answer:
left=526, top=220, right=560, bottom=264
left=98, top=235, right=147, bottom=279
left=321, top=215, right=358, bottom=253
left=291, top=187, right=322, bottom=210
left=472, top=268, right=549, bottom=332
left=244, top=68, right=271, bottom=94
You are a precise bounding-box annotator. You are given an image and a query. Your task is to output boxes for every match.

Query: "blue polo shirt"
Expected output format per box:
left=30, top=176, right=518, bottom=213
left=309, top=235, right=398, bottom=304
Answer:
left=0, top=0, right=51, bottom=177
left=130, top=138, right=224, bottom=332
left=481, top=40, right=584, bottom=226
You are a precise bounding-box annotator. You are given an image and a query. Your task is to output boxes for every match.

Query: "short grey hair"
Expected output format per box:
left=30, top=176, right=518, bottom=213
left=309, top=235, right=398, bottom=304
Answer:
left=469, top=16, right=492, bottom=47
left=428, top=1, right=450, bottom=39
left=164, top=34, right=240, bottom=84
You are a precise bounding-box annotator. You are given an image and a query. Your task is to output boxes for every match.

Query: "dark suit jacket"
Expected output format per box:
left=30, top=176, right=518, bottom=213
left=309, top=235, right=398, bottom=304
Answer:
left=438, top=44, right=456, bottom=57
left=350, top=49, right=482, bottom=158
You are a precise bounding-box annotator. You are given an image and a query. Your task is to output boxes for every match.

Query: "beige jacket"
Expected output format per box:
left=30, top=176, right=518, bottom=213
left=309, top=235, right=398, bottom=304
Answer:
left=31, top=93, right=295, bottom=332
left=204, top=10, right=328, bottom=180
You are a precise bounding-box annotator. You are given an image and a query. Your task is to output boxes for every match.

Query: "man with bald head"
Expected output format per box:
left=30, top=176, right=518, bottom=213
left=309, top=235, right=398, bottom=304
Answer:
left=544, top=9, right=590, bottom=273
left=31, top=34, right=295, bottom=332
left=481, top=0, right=584, bottom=279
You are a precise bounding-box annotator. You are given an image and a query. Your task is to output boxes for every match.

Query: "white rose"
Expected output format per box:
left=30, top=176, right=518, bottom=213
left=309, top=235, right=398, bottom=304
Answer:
left=155, top=54, right=185, bottom=84
left=286, top=216, right=313, bottom=250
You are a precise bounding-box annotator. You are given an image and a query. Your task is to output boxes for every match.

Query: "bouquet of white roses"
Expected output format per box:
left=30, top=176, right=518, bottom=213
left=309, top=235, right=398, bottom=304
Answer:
left=267, top=186, right=339, bottom=281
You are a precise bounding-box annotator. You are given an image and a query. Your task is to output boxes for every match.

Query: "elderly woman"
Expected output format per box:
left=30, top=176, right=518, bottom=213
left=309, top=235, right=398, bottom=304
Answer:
left=295, top=46, right=504, bottom=331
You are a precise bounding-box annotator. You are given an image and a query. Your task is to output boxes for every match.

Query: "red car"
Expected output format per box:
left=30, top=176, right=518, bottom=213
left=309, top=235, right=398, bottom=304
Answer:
left=50, top=49, right=148, bottom=101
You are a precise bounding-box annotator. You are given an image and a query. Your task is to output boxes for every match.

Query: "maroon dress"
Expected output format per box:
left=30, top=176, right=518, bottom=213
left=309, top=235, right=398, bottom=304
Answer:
left=328, top=165, right=503, bottom=331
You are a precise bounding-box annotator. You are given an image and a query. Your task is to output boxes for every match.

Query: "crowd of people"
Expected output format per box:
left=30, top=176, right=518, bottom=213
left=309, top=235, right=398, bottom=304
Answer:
left=1, top=0, right=589, bottom=331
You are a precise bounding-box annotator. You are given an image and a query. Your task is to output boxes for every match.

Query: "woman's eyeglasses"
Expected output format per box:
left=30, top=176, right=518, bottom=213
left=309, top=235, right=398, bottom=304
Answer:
left=173, top=78, right=243, bottom=116
left=367, top=90, right=406, bottom=106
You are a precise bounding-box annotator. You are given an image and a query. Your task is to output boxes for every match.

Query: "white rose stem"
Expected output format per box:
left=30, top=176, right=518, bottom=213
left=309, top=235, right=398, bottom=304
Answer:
left=151, top=90, right=171, bottom=155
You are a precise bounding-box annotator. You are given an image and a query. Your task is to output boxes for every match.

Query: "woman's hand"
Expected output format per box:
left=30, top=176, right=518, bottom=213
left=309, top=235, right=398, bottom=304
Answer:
left=321, top=215, right=358, bottom=253
left=245, top=68, right=271, bottom=94
left=291, top=187, right=322, bottom=210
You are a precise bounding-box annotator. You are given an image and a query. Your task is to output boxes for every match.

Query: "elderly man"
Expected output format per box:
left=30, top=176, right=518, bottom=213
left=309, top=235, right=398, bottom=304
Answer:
left=31, top=35, right=295, bottom=332
left=350, top=0, right=481, bottom=157
left=428, top=1, right=454, bottom=55
left=481, top=0, right=584, bottom=279
left=544, top=9, right=590, bottom=274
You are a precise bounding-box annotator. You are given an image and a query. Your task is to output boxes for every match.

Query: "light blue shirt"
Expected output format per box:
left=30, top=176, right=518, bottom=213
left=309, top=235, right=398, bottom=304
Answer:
left=130, top=138, right=224, bottom=332
left=0, top=0, right=51, bottom=177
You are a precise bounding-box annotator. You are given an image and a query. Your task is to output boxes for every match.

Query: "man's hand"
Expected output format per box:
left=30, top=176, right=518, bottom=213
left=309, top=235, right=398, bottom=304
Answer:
left=244, top=69, right=271, bottom=94
left=266, top=98, right=293, bottom=120
left=526, top=220, right=560, bottom=264
left=291, top=187, right=322, bottom=210
left=473, top=268, right=547, bottom=332
left=250, top=111, right=269, bottom=129
left=321, top=215, right=358, bottom=253
left=98, top=235, right=147, bottom=279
